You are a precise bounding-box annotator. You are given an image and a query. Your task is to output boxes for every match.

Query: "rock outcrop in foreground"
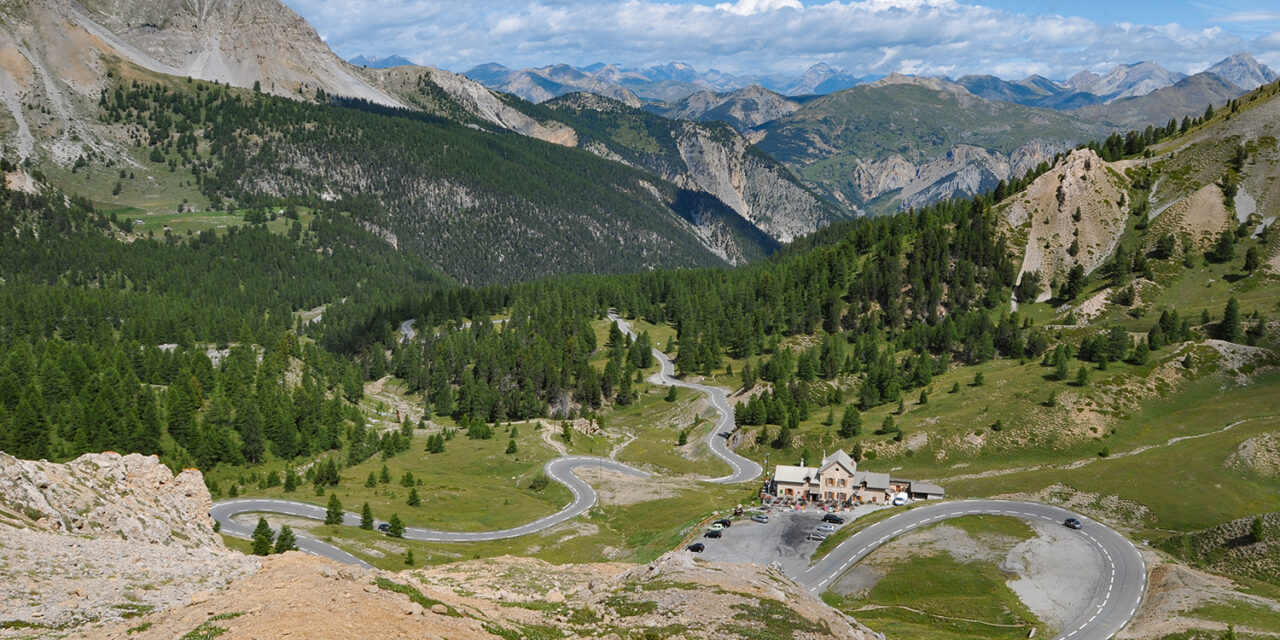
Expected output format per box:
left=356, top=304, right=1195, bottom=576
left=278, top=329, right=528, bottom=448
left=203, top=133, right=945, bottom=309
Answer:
left=1, top=452, right=875, bottom=639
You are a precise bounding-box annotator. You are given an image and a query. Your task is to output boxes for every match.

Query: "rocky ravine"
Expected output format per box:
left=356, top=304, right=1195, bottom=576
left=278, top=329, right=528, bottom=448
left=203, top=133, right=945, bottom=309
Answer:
left=0, top=452, right=876, bottom=639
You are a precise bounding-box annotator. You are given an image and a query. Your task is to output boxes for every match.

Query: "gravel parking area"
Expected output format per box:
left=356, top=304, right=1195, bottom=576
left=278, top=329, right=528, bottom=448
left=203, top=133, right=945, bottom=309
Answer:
left=695, top=504, right=889, bottom=578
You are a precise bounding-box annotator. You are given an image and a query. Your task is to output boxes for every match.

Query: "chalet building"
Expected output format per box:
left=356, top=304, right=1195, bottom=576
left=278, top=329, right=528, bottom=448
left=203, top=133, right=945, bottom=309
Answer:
left=766, top=450, right=943, bottom=506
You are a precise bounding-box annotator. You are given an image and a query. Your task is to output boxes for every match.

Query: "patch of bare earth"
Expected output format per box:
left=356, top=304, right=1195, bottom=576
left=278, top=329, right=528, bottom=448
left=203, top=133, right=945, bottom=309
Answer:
left=1226, top=432, right=1280, bottom=477
left=1120, top=561, right=1280, bottom=639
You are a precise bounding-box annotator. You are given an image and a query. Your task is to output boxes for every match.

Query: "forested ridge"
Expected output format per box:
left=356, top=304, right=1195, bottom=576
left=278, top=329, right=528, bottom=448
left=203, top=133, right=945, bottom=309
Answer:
left=99, top=75, right=770, bottom=284
left=0, top=174, right=447, bottom=469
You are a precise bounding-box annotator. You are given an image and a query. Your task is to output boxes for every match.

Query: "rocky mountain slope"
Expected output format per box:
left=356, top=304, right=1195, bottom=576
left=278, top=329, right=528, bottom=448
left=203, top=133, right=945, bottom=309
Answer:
left=754, top=74, right=1095, bottom=212
left=0, top=451, right=875, bottom=640
left=536, top=92, right=839, bottom=242
left=998, top=149, right=1130, bottom=300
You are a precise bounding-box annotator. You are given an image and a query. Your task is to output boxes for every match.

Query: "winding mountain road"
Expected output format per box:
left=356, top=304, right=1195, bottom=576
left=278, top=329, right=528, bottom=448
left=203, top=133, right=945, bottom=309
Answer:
left=799, top=500, right=1145, bottom=640
left=609, top=311, right=762, bottom=484
left=213, top=313, right=1144, bottom=639
left=211, top=457, right=649, bottom=566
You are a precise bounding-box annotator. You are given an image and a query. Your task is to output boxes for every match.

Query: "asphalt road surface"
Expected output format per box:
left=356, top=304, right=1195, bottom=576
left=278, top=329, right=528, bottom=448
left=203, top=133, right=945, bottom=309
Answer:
left=211, top=456, right=648, bottom=563
left=797, top=499, right=1146, bottom=640
left=609, top=311, right=762, bottom=484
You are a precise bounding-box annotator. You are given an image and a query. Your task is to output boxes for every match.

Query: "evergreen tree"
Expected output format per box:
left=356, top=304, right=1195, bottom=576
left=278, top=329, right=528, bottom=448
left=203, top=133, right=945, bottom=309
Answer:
left=400, top=471, right=415, bottom=487
left=324, top=493, right=343, bottom=525
left=283, top=470, right=299, bottom=493
left=1221, top=297, right=1241, bottom=342
left=838, top=407, right=862, bottom=438
left=1244, top=246, right=1260, bottom=275
left=272, top=524, right=297, bottom=553
left=407, top=487, right=421, bottom=507
left=365, top=471, right=377, bottom=488
left=251, top=517, right=274, bottom=556
left=379, top=464, right=391, bottom=483
left=1252, top=516, right=1267, bottom=543
left=1075, top=366, right=1090, bottom=387
left=505, top=438, right=518, bottom=454
left=665, top=386, right=678, bottom=402
left=387, top=513, right=404, bottom=538
left=360, top=502, right=374, bottom=530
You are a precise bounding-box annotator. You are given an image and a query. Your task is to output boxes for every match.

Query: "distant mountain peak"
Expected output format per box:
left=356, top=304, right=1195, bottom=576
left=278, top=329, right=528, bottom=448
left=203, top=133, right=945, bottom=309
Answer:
left=1206, top=52, right=1278, bottom=90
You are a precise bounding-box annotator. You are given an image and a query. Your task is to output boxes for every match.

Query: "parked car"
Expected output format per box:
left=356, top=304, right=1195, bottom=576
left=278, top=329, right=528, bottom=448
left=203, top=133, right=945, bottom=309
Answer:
left=750, top=514, right=770, bottom=524
left=807, top=532, right=827, bottom=541
left=704, top=529, right=723, bottom=538
left=1064, top=517, right=1084, bottom=530
left=891, top=493, right=909, bottom=507
left=714, top=518, right=733, bottom=528
left=708, top=523, right=725, bottom=532
left=816, top=524, right=836, bottom=533
left=686, top=542, right=705, bottom=552
left=822, top=514, right=845, bottom=524
left=377, top=523, right=390, bottom=532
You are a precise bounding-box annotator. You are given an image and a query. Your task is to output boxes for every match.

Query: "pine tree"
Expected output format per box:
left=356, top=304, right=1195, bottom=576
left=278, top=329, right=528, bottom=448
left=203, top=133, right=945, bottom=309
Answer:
left=665, top=386, right=678, bottom=402
left=400, top=471, right=415, bottom=488
left=272, top=524, right=297, bottom=553
left=1221, top=297, right=1241, bottom=342
left=283, top=470, right=298, bottom=493
left=324, top=493, right=343, bottom=525
left=251, top=517, right=274, bottom=556
left=1244, top=246, right=1260, bottom=274
left=405, top=550, right=415, bottom=565
left=1252, top=516, right=1267, bottom=543
left=388, top=513, right=405, bottom=538
left=365, top=471, right=377, bottom=488
left=360, top=502, right=374, bottom=530
left=506, top=438, right=518, bottom=454
left=407, top=487, right=421, bottom=507
left=677, top=429, right=688, bottom=446
left=379, top=464, right=391, bottom=483
left=1075, top=366, right=1090, bottom=387
left=838, top=408, right=862, bottom=438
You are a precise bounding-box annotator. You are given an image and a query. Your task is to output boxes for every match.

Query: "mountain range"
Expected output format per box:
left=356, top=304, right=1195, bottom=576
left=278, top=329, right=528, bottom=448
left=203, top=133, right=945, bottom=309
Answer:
left=461, top=60, right=872, bottom=103
left=456, top=55, right=1274, bottom=110
left=0, top=0, right=1271, bottom=279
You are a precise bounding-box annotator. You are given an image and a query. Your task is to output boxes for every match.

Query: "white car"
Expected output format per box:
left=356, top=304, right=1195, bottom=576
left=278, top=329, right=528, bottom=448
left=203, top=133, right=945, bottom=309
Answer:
left=816, top=524, right=836, bottom=533
left=891, top=493, right=910, bottom=507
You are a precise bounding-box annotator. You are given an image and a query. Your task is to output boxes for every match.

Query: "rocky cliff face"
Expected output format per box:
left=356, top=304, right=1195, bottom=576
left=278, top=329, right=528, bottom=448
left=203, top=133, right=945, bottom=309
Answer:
left=0, top=452, right=257, bottom=632
left=832, top=141, right=1061, bottom=212
left=0, top=451, right=218, bottom=546
left=670, top=122, right=833, bottom=242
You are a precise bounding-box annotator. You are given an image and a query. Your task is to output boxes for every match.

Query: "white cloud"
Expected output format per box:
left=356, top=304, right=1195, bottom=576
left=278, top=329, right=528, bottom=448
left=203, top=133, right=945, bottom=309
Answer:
left=281, top=0, right=1259, bottom=81
left=714, top=0, right=803, bottom=17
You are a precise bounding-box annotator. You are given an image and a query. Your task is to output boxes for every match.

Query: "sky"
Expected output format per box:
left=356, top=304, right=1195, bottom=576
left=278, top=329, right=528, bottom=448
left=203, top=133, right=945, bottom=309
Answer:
left=280, top=0, right=1280, bottom=80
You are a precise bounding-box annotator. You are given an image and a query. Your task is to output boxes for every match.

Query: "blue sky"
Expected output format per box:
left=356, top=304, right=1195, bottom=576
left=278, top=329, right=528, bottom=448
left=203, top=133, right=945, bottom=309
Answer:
left=281, top=0, right=1280, bottom=79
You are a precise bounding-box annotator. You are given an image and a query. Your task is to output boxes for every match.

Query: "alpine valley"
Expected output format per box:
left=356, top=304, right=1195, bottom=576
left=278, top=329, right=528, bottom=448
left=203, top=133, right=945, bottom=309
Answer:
left=1, top=2, right=1280, bottom=640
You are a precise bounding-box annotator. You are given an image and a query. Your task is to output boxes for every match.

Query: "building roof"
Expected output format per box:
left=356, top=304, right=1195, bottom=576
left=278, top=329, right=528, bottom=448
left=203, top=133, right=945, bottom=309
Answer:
left=853, top=471, right=891, bottom=491
left=909, top=482, right=945, bottom=495
left=773, top=464, right=817, bottom=485
left=818, top=450, right=857, bottom=476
